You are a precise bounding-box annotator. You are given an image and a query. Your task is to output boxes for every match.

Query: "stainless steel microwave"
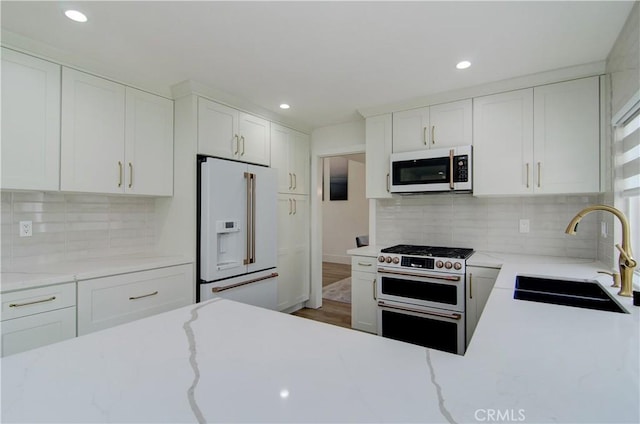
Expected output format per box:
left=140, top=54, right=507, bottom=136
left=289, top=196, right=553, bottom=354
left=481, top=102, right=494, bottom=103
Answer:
left=390, top=145, right=472, bottom=193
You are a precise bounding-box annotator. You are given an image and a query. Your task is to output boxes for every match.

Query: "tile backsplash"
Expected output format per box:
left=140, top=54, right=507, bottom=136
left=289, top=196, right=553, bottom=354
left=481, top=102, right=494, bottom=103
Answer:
left=1, top=191, right=156, bottom=269
left=376, top=194, right=601, bottom=259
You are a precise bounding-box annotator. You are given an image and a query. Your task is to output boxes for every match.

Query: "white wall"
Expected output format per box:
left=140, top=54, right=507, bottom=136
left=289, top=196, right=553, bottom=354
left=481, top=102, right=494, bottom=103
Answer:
left=600, top=2, right=639, bottom=267
left=376, top=194, right=600, bottom=258
left=1, top=191, right=156, bottom=269
left=322, top=157, right=368, bottom=264
left=311, top=120, right=365, bottom=152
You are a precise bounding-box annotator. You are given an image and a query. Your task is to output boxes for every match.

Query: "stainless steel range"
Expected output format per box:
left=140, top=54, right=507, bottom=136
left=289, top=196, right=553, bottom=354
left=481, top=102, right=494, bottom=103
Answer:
left=376, top=244, right=474, bottom=355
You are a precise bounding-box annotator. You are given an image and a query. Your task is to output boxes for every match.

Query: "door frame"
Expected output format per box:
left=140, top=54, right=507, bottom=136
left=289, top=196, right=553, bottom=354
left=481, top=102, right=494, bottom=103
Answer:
left=308, top=143, right=372, bottom=309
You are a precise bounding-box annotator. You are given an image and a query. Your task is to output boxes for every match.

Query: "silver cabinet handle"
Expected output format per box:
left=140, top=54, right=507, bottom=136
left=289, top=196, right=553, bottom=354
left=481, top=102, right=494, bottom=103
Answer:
left=469, top=273, right=473, bottom=299
left=289, top=173, right=293, bottom=190
left=386, top=173, right=390, bottom=192
left=293, top=199, right=297, bottom=215
left=241, top=136, right=245, bottom=156
left=431, top=125, right=435, bottom=144
left=357, top=262, right=372, bottom=267
left=288, top=198, right=292, bottom=215
left=118, top=161, right=123, bottom=187
left=537, top=162, right=541, bottom=188
left=129, top=291, right=158, bottom=300
left=423, top=127, right=428, bottom=145
left=128, top=162, right=133, bottom=188
left=234, top=135, right=239, bottom=155
left=293, top=173, right=297, bottom=190
left=526, top=163, right=530, bottom=188
left=9, top=296, right=56, bottom=308
left=373, top=278, right=377, bottom=300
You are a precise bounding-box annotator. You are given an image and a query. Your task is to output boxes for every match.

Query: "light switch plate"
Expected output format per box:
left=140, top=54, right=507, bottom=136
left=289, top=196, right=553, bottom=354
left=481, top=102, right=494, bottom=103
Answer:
left=519, top=219, right=530, bottom=233
left=19, top=220, right=32, bottom=237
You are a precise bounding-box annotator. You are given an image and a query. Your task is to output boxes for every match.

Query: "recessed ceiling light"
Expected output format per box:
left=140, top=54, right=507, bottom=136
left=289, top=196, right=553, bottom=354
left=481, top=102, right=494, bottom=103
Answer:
left=64, top=10, right=88, bottom=23
left=279, top=104, right=290, bottom=110
left=456, top=61, right=471, bottom=70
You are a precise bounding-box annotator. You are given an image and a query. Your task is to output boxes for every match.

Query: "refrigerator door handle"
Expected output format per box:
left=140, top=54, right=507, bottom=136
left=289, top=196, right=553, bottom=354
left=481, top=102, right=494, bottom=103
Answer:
left=250, top=172, right=256, bottom=264
left=244, top=172, right=252, bottom=265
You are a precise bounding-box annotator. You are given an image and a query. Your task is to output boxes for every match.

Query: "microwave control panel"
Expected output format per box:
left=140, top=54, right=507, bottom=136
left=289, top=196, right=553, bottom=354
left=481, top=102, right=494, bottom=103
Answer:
left=453, top=155, right=469, bottom=182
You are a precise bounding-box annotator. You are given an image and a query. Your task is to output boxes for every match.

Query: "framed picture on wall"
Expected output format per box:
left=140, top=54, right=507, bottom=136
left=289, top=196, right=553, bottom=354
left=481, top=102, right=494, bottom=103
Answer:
left=329, top=157, right=348, bottom=201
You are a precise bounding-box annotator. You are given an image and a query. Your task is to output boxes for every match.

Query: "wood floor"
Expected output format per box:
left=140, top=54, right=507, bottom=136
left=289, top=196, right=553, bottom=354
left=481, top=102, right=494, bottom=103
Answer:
left=292, top=262, right=352, bottom=329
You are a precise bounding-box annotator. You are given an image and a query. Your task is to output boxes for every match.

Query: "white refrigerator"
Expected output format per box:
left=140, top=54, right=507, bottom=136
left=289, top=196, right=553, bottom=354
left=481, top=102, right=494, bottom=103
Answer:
left=199, top=157, right=278, bottom=309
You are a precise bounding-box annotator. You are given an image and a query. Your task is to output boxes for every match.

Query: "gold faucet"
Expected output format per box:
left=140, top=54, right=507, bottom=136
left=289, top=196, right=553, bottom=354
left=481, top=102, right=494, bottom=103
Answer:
left=565, top=204, right=636, bottom=297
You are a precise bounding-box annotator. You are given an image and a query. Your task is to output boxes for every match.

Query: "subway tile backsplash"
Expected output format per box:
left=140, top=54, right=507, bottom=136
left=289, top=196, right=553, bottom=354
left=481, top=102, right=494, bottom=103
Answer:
left=1, top=191, right=156, bottom=269
left=376, top=194, right=601, bottom=259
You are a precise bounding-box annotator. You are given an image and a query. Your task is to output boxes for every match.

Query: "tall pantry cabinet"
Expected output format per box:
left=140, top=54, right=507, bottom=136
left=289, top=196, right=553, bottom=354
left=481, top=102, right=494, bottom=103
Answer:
left=270, top=124, right=311, bottom=312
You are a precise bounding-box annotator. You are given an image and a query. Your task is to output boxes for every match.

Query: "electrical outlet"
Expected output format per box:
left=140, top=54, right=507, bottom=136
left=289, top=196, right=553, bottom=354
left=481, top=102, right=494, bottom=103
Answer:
left=519, top=219, right=530, bottom=233
left=19, top=220, right=32, bottom=237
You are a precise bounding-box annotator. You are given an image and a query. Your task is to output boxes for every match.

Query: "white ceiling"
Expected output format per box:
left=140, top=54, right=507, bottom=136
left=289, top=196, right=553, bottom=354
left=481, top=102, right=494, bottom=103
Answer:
left=1, top=1, right=635, bottom=130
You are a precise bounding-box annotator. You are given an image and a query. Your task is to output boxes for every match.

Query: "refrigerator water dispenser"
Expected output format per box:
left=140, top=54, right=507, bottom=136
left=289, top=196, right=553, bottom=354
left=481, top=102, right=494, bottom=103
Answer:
left=215, top=220, right=242, bottom=270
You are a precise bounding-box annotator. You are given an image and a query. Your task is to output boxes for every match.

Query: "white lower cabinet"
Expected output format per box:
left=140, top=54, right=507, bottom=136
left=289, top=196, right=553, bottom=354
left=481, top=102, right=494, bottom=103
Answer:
left=1, top=282, right=76, bottom=357
left=466, top=266, right=500, bottom=346
left=77, top=264, right=194, bottom=335
left=277, top=194, right=310, bottom=312
left=351, top=255, right=378, bottom=333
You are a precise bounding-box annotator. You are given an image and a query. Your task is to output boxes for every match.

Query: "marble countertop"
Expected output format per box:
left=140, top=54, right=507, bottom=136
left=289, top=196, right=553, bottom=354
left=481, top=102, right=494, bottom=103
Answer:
left=0, top=254, right=194, bottom=293
left=2, top=255, right=639, bottom=423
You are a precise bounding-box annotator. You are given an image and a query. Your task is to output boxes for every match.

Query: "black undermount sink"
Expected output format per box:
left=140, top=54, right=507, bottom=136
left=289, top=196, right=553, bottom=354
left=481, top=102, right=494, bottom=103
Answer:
left=514, top=275, right=628, bottom=314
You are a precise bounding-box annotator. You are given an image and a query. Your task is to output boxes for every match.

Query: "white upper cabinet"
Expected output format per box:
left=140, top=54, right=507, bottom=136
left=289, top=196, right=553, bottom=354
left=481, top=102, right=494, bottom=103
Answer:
left=473, top=77, right=600, bottom=196
left=61, top=67, right=126, bottom=194
left=392, top=99, right=472, bottom=153
left=270, top=123, right=309, bottom=194
left=473, top=88, right=534, bottom=196
left=533, top=77, right=600, bottom=194
left=1, top=48, right=61, bottom=191
left=197, top=97, right=270, bottom=166
left=365, top=114, right=392, bottom=198
left=124, top=87, right=174, bottom=196
left=61, top=68, right=174, bottom=195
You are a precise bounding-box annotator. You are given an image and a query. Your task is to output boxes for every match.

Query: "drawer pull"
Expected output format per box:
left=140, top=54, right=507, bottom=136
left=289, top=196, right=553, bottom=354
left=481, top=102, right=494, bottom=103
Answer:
left=9, top=296, right=56, bottom=308
left=129, top=291, right=159, bottom=300
left=357, top=262, right=372, bottom=267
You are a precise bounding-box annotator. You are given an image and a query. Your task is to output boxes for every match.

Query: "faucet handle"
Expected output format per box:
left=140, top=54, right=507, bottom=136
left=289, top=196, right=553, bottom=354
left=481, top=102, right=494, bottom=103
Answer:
left=597, top=270, right=621, bottom=288
left=615, top=244, right=637, bottom=267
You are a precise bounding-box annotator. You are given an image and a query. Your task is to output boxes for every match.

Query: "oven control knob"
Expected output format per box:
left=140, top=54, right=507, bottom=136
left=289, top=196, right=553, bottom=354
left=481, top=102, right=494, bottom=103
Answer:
left=444, top=261, right=453, bottom=269
left=453, top=262, right=462, bottom=270
left=378, top=256, right=385, bottom=263
left=385, top=256, right=393, bottom=263
left=392, top=257, right=400, bottom=264
left=436, top=260, right=444, bottom=268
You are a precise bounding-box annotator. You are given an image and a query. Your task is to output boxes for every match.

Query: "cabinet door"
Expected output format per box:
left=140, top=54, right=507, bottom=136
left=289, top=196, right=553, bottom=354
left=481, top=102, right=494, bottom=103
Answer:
left=77, top=264, right=194, bottom=335
left=365, top=114, right=393, bottom=199
left=290, top=130, right=309, bottom=194
left=271, top=124, right=292, bottom=193
left=197, top=98, right=237, bottom=159
left=1, top=307, right=76, bottom=357
left=466, top=266, right=499, bottom=346
left=238, top=112, right=270, bottom=166
left=429, top=99, right=472, bottom=148
left=351, top=271, right=377, bottom=333
left=1, top=48, right=61, bottom=191
left=473, top=89, right=534, bottom=196
left=392, top=107, right=430, bottom=152
left=533, top=77, right=600, bottom=194
left=125, top=87, right=174, bottom=196
left=61, top=68, right=126, bottom=193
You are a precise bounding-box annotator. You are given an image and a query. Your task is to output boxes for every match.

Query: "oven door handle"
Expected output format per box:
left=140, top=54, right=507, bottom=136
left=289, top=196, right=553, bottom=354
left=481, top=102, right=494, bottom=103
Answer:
left=377, top=268, right=461, bottom=282
left=378, top=301, right=462, bottom=321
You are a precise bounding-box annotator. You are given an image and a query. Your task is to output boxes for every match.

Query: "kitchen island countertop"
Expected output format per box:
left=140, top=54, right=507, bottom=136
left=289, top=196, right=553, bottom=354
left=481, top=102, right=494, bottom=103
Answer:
left=2, top=255, right=639, bottom=423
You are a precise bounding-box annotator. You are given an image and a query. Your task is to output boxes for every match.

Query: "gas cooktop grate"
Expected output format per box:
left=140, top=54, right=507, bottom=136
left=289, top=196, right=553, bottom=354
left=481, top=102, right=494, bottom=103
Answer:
left=380, top=244, right=474, bottom=259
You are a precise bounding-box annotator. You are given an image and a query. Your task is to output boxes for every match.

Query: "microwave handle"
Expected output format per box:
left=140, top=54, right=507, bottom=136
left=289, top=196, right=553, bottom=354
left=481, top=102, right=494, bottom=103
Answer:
left=449, top=149, right=455, bottom=190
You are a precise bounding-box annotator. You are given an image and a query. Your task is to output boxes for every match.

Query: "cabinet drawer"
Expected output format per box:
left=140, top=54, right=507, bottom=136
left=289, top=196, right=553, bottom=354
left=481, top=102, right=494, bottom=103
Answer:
left=351, top=256, right=377, bottom=273
left=77, top=264, right=193, bottom=335
left=1, top=282, right=76, bottom=321
left=1, top=306, right=76, bottom=357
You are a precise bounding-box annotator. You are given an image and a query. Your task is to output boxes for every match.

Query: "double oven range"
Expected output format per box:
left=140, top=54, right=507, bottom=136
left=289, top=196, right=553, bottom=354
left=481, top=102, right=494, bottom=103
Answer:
left=376, top=244, right=474, bottom=355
